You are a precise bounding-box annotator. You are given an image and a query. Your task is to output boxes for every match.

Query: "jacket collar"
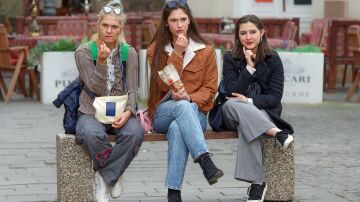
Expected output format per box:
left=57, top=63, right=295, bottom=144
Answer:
left=165, top=38, right=206, bottom=68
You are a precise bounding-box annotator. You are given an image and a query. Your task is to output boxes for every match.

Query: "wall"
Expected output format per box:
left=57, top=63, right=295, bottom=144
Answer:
left=313, top=0, right=360, bottom=18
left=348, top=0, right=360, bottom=18
left=311, top=0, right=324, bottom=18
left=188, top=0, right=234, bottom=18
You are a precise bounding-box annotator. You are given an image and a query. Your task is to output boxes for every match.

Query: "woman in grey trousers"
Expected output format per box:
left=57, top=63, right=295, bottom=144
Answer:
left=75, top=1, right=144, bottom=202
left=221, top=15, right=294, bottom=202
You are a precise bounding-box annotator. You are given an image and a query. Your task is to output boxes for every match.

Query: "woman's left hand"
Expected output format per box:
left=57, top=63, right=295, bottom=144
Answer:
left=226, top=92, right=248, bottom=103
left=172, top=90, right=191, bottom=101
left=112, top=110, right=132, bottom=128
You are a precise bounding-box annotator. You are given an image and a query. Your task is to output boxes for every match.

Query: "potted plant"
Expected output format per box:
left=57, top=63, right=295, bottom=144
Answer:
left=27, top=38, right=79, bottom=70
left=26, top=38, right=89, bottom=104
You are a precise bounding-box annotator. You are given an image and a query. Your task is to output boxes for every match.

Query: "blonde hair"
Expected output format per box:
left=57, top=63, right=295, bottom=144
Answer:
left=95, top=0, right=127, bottom=43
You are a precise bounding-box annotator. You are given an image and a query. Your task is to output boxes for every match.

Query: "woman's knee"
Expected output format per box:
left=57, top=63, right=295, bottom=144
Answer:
left=175, top=100, right=193, bottom=112
left=167, top=121, right=181, bottom=140
left=125, top=118, right=144, bottom=144
left=76, top=116, right=106, bottom=142
left=223, top=100, right=248, bottom=114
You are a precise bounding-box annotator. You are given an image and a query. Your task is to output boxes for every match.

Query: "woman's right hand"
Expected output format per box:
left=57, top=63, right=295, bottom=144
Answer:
left=112, top=110, right=131, bottom=128
left=172, top=89, right=190, bottom=101
left=243, top=46, right=256, bottom=68
left=97, top=41, right=111, bottom=65
left=173, top=33, right=188, bottom=57
left=226, top=92, right=248, bottom=103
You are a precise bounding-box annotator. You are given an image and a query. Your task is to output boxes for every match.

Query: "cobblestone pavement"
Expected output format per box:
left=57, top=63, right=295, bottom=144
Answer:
left=0, top=90, right=359, bottom=202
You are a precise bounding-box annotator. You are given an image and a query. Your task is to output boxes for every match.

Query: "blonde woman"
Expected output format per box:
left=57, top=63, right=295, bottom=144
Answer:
left=74, top=1, right=144, bottom=201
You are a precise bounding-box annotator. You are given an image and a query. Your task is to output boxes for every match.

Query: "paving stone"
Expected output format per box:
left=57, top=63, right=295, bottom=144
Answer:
left=5, top=194, right=40, bottom=201
left=1, top=91, right=360, bottom=201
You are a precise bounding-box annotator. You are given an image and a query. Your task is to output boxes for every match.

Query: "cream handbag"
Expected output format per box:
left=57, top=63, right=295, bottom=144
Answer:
left=93, top=95, right=128, bottom=124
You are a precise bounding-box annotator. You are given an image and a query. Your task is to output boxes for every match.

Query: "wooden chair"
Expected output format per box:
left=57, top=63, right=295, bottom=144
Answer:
left=345, top=25, right=360, bottom=102
left=300, top=18, right=326, bottom=47
left=0, top=24, right=39, bottom=102
left=281, top=20, right=298, bottom=41
left=267, top=21, right=298, bottom=50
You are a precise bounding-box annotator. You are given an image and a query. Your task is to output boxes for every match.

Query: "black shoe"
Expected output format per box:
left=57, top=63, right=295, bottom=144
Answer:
left=247, top=182, right=267, bottom=202
left=167, top=189, right=182, bottom=202
left=198, top=153, right=224, bottom=185
left=276, top=131, right=294, bottom=152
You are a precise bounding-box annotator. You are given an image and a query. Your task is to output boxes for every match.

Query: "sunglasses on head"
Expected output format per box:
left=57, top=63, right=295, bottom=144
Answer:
left=103, top=6, right=122, bottom=15
left=165, top=0, right=187, bottom=8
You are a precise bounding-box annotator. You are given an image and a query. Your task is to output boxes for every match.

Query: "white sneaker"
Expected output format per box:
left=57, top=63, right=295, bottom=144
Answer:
left=94, top=171, right=109, bottom=202
left=110, top=175, right=124, bottom=198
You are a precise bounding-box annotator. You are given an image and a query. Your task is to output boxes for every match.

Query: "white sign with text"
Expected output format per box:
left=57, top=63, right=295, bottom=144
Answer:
left=41, top=52, right=78, bottom=104
left=279, top=52, right=324, bottom=104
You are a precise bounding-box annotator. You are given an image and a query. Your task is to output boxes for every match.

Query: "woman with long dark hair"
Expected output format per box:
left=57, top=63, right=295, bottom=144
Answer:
left=146, top=1, right=223, bottom=201
left=221, top=15, right=294, bottom=202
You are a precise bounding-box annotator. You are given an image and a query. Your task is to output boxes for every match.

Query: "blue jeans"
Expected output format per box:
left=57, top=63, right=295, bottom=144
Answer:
left=153, top=100, right=208, bottom=190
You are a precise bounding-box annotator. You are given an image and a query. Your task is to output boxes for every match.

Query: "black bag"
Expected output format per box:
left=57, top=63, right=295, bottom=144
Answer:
left=208, top=81, right=228, bottom=132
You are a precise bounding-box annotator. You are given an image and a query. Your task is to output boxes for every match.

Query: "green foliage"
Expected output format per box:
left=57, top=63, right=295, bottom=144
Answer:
left=275, top=45, right=322, bottom=53
left=219, top=45, right=226, bottom=55
left=291, top=45, right=322, bottom=53
left=80, top=36, right=89, bottom=45
left=27, top=38, right=79, bottom=69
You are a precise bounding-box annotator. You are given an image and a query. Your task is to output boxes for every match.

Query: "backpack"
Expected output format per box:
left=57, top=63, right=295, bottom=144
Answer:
left=53, top=42, right=130, bottom=134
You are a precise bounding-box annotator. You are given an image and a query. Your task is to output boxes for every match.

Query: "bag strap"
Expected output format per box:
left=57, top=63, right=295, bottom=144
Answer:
left=88, top=41, right=98, bottom=62
left=121, top=43, right=129, bottom=61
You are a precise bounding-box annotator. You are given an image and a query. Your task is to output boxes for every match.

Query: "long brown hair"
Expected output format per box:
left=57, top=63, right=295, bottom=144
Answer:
left=232, top=15, right=273, bottom=62
left=147, top=1, right=207, bottom=111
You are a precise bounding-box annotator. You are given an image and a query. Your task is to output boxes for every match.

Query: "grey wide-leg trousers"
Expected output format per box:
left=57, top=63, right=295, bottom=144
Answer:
left=222, top=99, right=276, bottom=183
left=76, top=113, right=144, bottom=186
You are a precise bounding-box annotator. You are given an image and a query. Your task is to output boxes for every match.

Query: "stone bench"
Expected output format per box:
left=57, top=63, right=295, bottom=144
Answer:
left=56, top=131, right=294, bottom=201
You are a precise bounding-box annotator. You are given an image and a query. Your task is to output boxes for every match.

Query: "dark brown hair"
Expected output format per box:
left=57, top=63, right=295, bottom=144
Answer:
left=147, top=1, right=207, bottom=111
left=232, top=14, right=273, bottom=62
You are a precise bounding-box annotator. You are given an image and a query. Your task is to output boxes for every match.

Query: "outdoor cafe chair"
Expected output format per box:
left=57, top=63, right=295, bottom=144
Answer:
left=0, top=24, right=38, bottom=102
left=345, top=25, right=360, bottom=102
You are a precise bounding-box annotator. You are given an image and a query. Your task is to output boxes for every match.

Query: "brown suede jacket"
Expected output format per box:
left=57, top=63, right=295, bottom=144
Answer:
left=147, top=38, right=218, bottom=117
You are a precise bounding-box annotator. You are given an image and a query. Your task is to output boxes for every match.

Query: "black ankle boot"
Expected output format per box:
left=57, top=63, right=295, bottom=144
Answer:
left=198, top=153, right=224, bottom=185
left=168, top=189, right=182, bottom=202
